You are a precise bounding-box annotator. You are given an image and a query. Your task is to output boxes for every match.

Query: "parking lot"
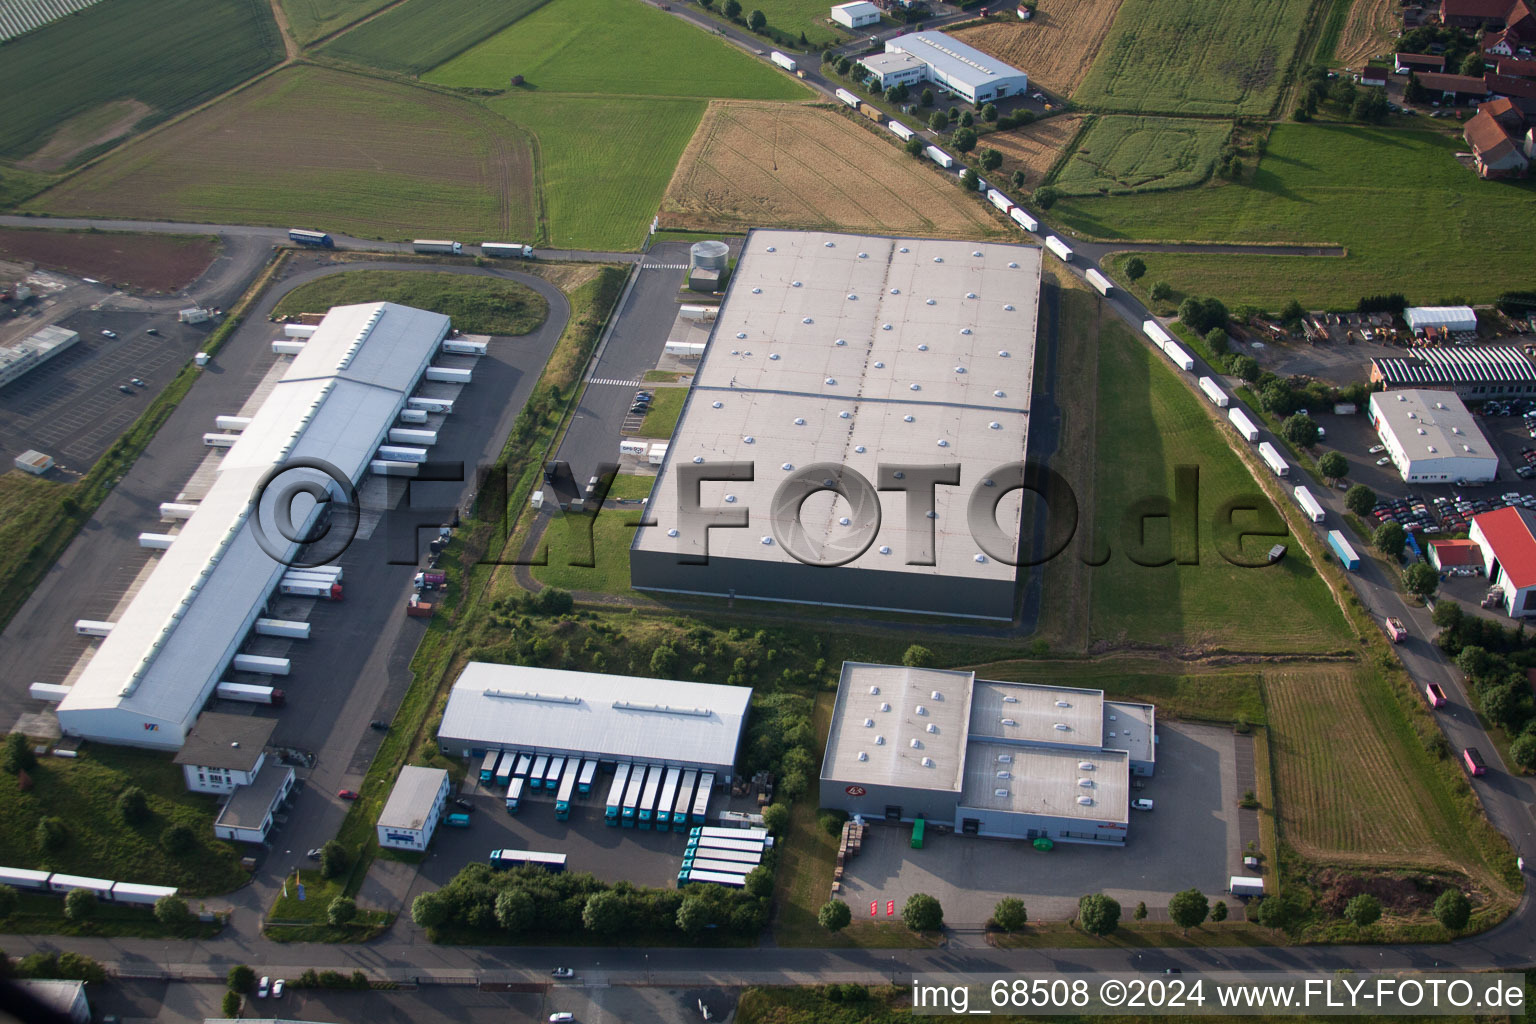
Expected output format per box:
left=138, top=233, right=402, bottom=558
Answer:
left=837, top=724, right=1246, bottom=925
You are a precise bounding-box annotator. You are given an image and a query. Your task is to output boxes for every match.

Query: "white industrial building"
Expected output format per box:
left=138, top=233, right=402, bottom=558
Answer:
left=629, top=229, right=1042, bottom=620
left=831, top=0, right=880, bottom=27
left=1367, top=389, right=1497, bottom=483
left=1404, top=305, right=1477, bottom=334
left=819, top=663, right=1155, bottom=845
left=437, top=663, right=752, bottom=781
left=13, top=981, right=90, bottom=1024
left=1470, top=506, right=1536, bottom=617
left=884, top=31, right=1030, bottom=104
left=377, top=765, right=451, bottom=851
left=213, top=761, right=294, bottom=844
left=1370, top=345, right=1536, bottom=399
left=52, top=302, right=453, bottom=748
left=860, top=51, right=928, bottom=90
left=0, top=324, right=79, bottom=388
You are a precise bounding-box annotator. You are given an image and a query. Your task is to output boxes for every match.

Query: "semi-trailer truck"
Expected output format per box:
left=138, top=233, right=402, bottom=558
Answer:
left=605, top=763, right=631, bottom=826
left=769, top=51, right=797, bottom=71
left=216, top=682, right=286, bottom=705
left=412, top=240, right=463, bottom=255
left=481, top=242, right=533, bottom=258
left=479, top=750, right=500, bottom=783
left=1327, top=529, right=1361, bottom=570
left=1045, top=236, right=1074, bottom=262
left=288, top=229, right=333, bottom=248
left=673, top=769, right=698, bottom=831
left=1085, top=268, right=1113, bottom=296
left=1009, top=206, right=1038, bottom=232
left=554, top=762, right=578, bottom=820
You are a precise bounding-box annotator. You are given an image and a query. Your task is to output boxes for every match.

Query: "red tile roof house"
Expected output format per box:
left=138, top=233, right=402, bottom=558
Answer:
left=1418, top=71, right=1493, bottom=101
left=1358, top=64, right=1390, bottom=87
left=1445, top=0, right=1517, bottom=29
left=1465, top=106, right=1532, bottom=176
left=1483, top=28, right=1522, bottom=55
left=1429, top=538, right=1487, bottom=572
left=1497, top=55, right=1536, bottom=75
left=1396, top=51, right=1447, bottom=72
left=1470, top=506, right=1536, bottom=615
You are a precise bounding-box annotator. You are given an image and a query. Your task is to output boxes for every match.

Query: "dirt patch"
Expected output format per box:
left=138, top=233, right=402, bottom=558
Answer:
left=980, top=114, right=1085, bottom=192
left=1309, top=867, right=1455, bottom=916
left=950, top=0, right=1125, bottom=97
left=0, top=228, right=217, bottom=293
left=1334, top=0, right=1400, bottom=66
left=660, top=101, right=1008, bottom=239
left=19, top=99, right=153, bottom=172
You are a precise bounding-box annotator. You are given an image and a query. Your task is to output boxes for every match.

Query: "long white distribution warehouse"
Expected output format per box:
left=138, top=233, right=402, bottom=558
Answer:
left=55, top=302, right=452, bottom=748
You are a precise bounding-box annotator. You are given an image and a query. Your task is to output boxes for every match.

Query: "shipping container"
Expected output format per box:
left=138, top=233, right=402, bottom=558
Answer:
left=924, top=145, right=955, bottom=169
left=605, top=763, right=632, bottom=825
left=770, top=51, right=797, bottom=71
left=272, top=340, right=306, bottom=356
left=377, top=445, right=429, bottom=463
left=1084, top=268, right=1113, bottom=296
left=480, top=242, right=533, bottom=258
left=687, top=836, right=766, bottom=855
left=74, top=619, right=114, bottom=637
left=232, top=653, right=290, bottom=676
left=664, top=341, right=707, bottom=357
left=1462, top=747, right=1487, bottom=776
left=1327, top=529, right=1360, bottom=570
left=158, top=502, right=199, bottom=520
left=1142, top=320, right=1172, bottom=349
left=479, top=750, right=500, bottom=783
left=1197, top=376, right=1230, bottom=407
left=424, top=366, right=472, bottom=384
left=28, top=682, right=70, bottom=702
left=648, top=442, right=669, bottom=465
left=0, top=867, right=51, bottom=891
left=621, top=764, right=646, bottom=827
left=673, top=769, right=698, bottom=830
left=1228, top=407, right=1260, bottom=442
left=289, top=229, right=334, bottom=248
left=1293, top=485, right=1326, bottom=523
left=835, top=87, right=860, bottom=107
left=619, top=440, right=649, bottom=457
left=110, top=882, right=178, bottom=906
left=677, top=868, right=747, bottom=888
left=887, top=120, right=915, bottom=141
left=1008, top=206, right=1038, bottom=232
left=214, top=415, right=252, bottom=431
left=1044, top=236, right=1073, bottom=262
left=388, top=427, right=439, bottom=446
left=399, top=408, right=429, bottom=425
left=1258, top=442, right=1289, bottom=478
left=494, top=751, right=516, bottom=787
left=441, top=338, right=488, bottom=357
left=1163, top=342, right=1194, bottom=372
left=691, top=772, right=714, bottom=824
left=283, top=325, right=316, bottom=338
left=254, top=618, right=310, bottom=639
left=577, top=758, right=598, bottom=794
left=985, top=188, right=1013, bottom=213
left=529, top=754, right=549, bottom=790
left=489, top=849, right=566, bottom=872
left=412, top=240, right=463, bottom=254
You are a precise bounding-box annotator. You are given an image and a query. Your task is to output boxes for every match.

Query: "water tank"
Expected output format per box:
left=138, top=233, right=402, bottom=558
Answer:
left=690, top=240, right=729, bottom=272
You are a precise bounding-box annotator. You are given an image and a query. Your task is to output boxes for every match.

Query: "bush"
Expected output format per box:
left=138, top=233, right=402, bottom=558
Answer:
left=1510, top=733, right=1536, bottom=771
left=118, top=785, right=150, bottom=825
left=905, top=137, right=925, bottom=157
left=1255, top=893, right=1304, bottom=933
left=582, top=890, right=629, bottom=934
left=978, top=147, right=1002, bottom=171
left=320, top=840, right=349, bottom=879
left=1133, top=900, right=1147, bottom=920
left=953, top=127, right=977, bottom=154
left=921, top=88, right=934, bottom=106
left=154, top=894, right=191, bottom=926
left=35, top=817, right=66, bottom=854
left=928, top=111, right=947, bottom=132
left=326, top=896, right=357, bottom=926
left=763, top=802, right=791, bottom=834
left=1318, top=451, right=1347, bottom=481
left=412, top=891, right=451, bottom=929
left=748, top=8, right=765, bottom=29
left=959, top=110, right=974, bottom=127
left=0, top=883, right=15, bottom=920
left=1373, top=520, right=1406, bottom=559
left=1211, top=899, right=1228, bottom=923
left=819, top=809, right=849, bottom=836
left=959, top=168, right=979, bottom=190
left=495, top=889, right=535, bottom=932
left=1033, top=185, right=1059, bottom=210
left=992, top=897, right=1027, bottom=932
left=221, top=992, right=241, bottom=1018
left=4, top=733, right=36, bottom=773
left=903, top=892, right=944, bottom=932
left=1124, top=256, right=1146, bottom=281
left=1344, top=893, right=1382, bottom=928
left=902, top=644, right=934, bottom=667
left=1149, top=281, right=1172, bottom=303
left=228, top=964, right=256, bottom=993
left=1204, top=326, right=1229, bottom=356
left=745, top=863, right=775, bottom=899
left=1282, top=413, right=1320, bottom=449
left=352, top=970, right=369, bottom=990
left=161, top=823, right=194, bottom=854
left=1077, top=893, right=1121, bottom=935
left=1434, top=888, right=1470, bottom=931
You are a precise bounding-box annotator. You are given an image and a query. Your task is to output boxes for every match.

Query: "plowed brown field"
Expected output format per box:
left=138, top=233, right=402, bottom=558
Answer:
left=951, top=0, right=1124, bottom=97
left=982, top=114, right=1085, bottom=191
left=659, top=101, right=1008, bottom=239
left=0, top=228, right=215, bottom=293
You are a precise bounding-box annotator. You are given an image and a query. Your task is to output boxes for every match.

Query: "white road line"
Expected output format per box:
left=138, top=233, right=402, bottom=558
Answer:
left=588, top=377, right=643, bottom=387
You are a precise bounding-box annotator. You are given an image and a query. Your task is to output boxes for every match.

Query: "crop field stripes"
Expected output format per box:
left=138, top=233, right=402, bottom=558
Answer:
left=0, top=0, right=104, bottom=42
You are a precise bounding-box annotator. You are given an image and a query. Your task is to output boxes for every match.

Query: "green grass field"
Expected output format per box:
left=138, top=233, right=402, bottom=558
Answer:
left=424, top=0, right=809, bottom=99
left=1085, top=314, right=1350, bottom=652
left=278, top=0, right=396, bottom=45
left=637, top=388, right=687, bottom=438
left=1052, top=115, right=1232, bottom=196
left=721, top=0, right=851, bottom=47
left=1073, top=0, right=1311, bottom=115
left=0, top=746, right=248, bottom=896
left=321, top=0, right=553, bottom=74
left=488, top=93, right=706, bottom=250
left=0, top=0, right=283, bottom=163
left=30, top=67, right=536, bottom=243
left=1066, top=124, right=1536, bottom=309
left=271, top=271, right=547, bottom=334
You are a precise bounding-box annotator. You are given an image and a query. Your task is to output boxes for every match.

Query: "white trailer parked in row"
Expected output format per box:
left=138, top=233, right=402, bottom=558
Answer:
left=924, top=145, right=955, bottom=169
left=74, top=620, right=114, bottom=637
left=1045, top=236, right=1073, bottom=262
left=888, top=120, right=914, bottom=141
left=1228, top=407, right=1260, bottom=442
left=159, top=504, right=197, bottom=524
left=255, top=618, right=311, bottom=639
left=232, top=654, right=290, bottom=676
left=1294, top=485, right=1326, bottom=523
left=985, top=189, right=1012, bottom=213
left=1142, top=320, right=1172, bottom=350
left=480, top=242, right=533, bottom=258
left=1258, top=441, right=1289, bottom=477
left=835, top=87, right=860, bottom=108
left=1198, top=376, right=1230, bottom=407
left=1009, top=206, right=1038, bottom=232
left=770, top=51, right=797, bottom=71
left=1164, top=342, right=1194, bottom=372
left=1084, top=268, right=1113, bottom=296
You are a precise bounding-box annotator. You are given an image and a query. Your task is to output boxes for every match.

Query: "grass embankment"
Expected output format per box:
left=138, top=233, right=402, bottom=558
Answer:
left=1066, top=125, right=1536, bottom=309
left=637, top=387, right=687, bottom=438
left=271, top=270, right=548, bottom=334
left=0, top=746, right=247, bottom=895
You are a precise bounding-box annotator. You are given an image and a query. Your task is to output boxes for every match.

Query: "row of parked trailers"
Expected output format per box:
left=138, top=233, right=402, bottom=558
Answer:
left=606, top=764, right=714, bottom=831
left=0, top=866, right=176, bottom=905
left=480, top=750, right=597, bottom=820
left=677, top=826, right=770, bottom=888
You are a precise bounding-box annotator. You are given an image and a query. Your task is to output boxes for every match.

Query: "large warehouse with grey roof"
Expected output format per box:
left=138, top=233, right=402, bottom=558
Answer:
left=629, top=229, right=1042, bottom=620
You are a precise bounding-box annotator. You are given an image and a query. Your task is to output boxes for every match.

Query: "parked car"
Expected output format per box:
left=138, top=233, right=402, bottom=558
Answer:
left=1131, top=798, right=1155, bottom=811
left=1376, top=456, right=1392, bottom=466
left=272, top=979, right=285, bottom=998
left=369, top=720, right=387, bottom=730
left=258, top=977, right=270, bottom=998
left=551, top=968, right=575, bottom=979
left=451, top=797, right=474, bottom=811
left=1369, top=444, right=1386, bottom=454
left=549, top=1014, right=575, bottom=1023
left=145, top=327, right=159, bottom=335
left=117, top=385, right=135, bottom=395
left=338, top=789, right=360, bottom=800
left=130, top=378, right=146, bottom=387
left=630, top=404, right=648, bottom=414
left=306, top=847, right=322, bottom=860
left=100, top=329, right=118, bottom=339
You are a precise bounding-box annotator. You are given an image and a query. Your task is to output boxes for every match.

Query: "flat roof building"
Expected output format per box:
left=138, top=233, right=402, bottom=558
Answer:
left=53, top=302, right=452, bottom=748
left=1369, top=345, right=1536, bottom=399
left=15, top=980, right=90, bottom=1024
left=437, top=663, right=752, bottom=781
left=629, top=229, right=1042, bottom=621
left=820, top=663, right=1154, bottom=846
left=884, top=31, right=1029, bottom=103
left=213, top=760, right=294, bottom=844
left=377, top=765, right=451, bottom=851
left=860, top=51, right=928, bottom=90
left=1368, top=389, right=1498, bottom=483
left=173, top=712, right=276, bottom=794
left=0, top=324, right=79, bottom=388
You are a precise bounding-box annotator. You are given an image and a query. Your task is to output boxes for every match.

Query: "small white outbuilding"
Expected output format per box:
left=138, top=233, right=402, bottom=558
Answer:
left=832, top=0, right=880, bottom=27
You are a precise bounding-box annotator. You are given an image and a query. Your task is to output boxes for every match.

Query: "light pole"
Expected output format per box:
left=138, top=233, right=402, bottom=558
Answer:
left=644, top=953, right=650, bottom=985
left=889, top=955, right=897, bottom=986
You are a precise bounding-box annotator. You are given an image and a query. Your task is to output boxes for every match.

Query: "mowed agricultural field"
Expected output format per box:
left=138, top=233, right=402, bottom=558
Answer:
left=278, top=0, right=395, bottom=46
left=1072, top=0, right=1311, bottom=115
left=0, top=228, right=216, bottom=293
left=490, top=93, right=705, bottom=250
left=660, top=102, right=1010, bottom=239
left=950, top=0, right=1124, bottom=97
left=1053, top=115, right=1231, bottom=195
left=321, top=0, right=552, bottom=75
left=29, top=67, right=536, bottom=243
left=425, top=0, right=809, bottom=100
left=1085, top=315, right=1350, bottom=653
left=1265, top=666, right=1508, bottom=887
left=1329, top=0, right=1400, bottom=66
left=1071, top=124, right=1536, bottom=308
left=0, top=0, right=283, bottom=166
left=983, top=114, right=1084, bottom=191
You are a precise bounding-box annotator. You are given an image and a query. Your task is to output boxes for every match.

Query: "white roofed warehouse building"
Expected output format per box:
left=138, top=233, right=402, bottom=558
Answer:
left=53, top=302, right=452, bottom=748
left=1369, top=345, right=1536, bottom=399
left=884, top=31, right=1029, bottom=103
left=832, top=0, right=881, bottom=27
left=628, top=230, right=1041, bottom=621
left=820, top=663, right=1154, bottom=846
left=377, top=766, right=451, bottom=851
left=1404, top=305, right=1478, bottom=334
left=1368, top=389, right=1497, bottom=483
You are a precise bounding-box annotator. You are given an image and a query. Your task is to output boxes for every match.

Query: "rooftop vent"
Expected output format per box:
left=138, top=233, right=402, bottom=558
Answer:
left=1108, top=730, right=1116, bottom=738
left=917, top=343, right=929, bottom=351
left=997, top=770, right=1011, bottom=779
left=724, top=495, right=737, bottom=503
left=975, top=554, right=988, bottom=563
left=667, top=528, right=679, bottom=537
left=1077, top=795, right=1094, bottom=806
left=863, top=717, right=874, bottom=727
left=859, top=252, right=868, bottom=258
left=1003, top=695, right=1018, bottom=703
left=1001, top=718, right=1016, bottom=726
left=1108, top=714, right=1117, bottom=721
left=915, top=705, right=927, bottom=715
left=1078, top=778, right=1094, bottom=788
left=1008, top=261, right=1018, bottom=268
left=1054, top=723, right=1070, bottom=731
left=966, top=291, right=977, bottom=299
left=931, top=690, right=942, bottom=700
left=880, top=702, right=891, bottom=712
left=760, top=536, right=773, bottom=545
left=879, top=546, right=891, bottom=554
left=836, top=338, right=847, bottom=346
left=994, top=788, right=1009, bottom=797
left=1004, top=304, right=1015, bottom=311
left=792, top=280, right=802, bottom=287
left=857, top=751, right=868, bottom=761
left=998, top=753, right=1013, bottom=763
left=1056, top=700, right=1071, bottom=708
left=712, top=401, right=723, bottom=408
left=926, top=723, right=937, bottom=733
left=874, top=361, right=885, bottom=368
left=989, top=422, right=1001, bottom=430
left=1078, top=761, right=1095, bottom=771
left=910, top=738, right=921, bottom=748
left=854, top=445, right=866, bottom=453
left=869, top=685, right=880, bottom=695
left=900, top=246, right=909, bottom=253
left=875, top=735, right=885, bottom=745
left=743, top=435, right=755, bottom=443
left=922, top=757, right=934, bottom=767
left=769, top=353, right=780, bottom=360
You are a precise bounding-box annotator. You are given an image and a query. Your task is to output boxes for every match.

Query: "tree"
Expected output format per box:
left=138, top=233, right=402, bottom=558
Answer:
left=959, top=168, right=979, bottom=190
left=928, top=110, right=948, bottom=132
left=582, top=891, right=629, bottom=935
left=723, top=0, right=741, bottom=16
left=1345, top=484, right=1376, bottom=518
left=1279, top=298, right=1305, bottom=327
left=154, top=894, right=190, bottom=926
left=819, top=899, right=852, bottom=932
left=978, top=147, right=1002, bottom=171
left=1458, top=51, right=1484, bottom=76
left=748, top=8, right=765, bottom=29
left=1433, top=888, right=1470, bottom=931
left=320, top=840, right=349, bottom=879
left=1133, top=900, right=1147, bottom=921
left=1344, top=893, right=1382, bottom=929
left=4, top=733, right=35, bottom=774
left=903, top=644, right=934, bottom=667
left=921, top=88, right=934, bottom=107
left=1292, top=105, right=1312, bottom=122
left=1404, top=562, right=1439, bottom=602
left=1228, top=355, right=1261, bottom=383
left=1211, top=900, right=1229, bottom=923
left=1077, top=893, right=1121, bottom=936
left=903, top=892, right=944, bottom=932
left=1318, top=451, right=1347, bottom=482
left=959, top=110, right=974, bottom=127
left=762, top=802, right=790, bottom=834
left=905, top=136, right=924, bottom=157
left=650, top=645, right=679, bottom=676
left=1261, top=382, right=1297, bottom=416
left=1033, top=185, right=1060, bottom=210
left=1373, top=520, right=1406, bottom=560
left=494, top=889, right=535, bottom=932
left=228, top=965, right=256, bottom=993
left=1168, top=888, right=1210, bottom=931
left=35, top=817, right=66, bottom=854
left=1255, top=893, right=1304, bottom=932
left=1282, top=413, right=1320, bottom=449
left=1510, top=733, right=1536, bottom=771
left=1205, top=326, right=1229, bottom=356
left=1329, top=78, right=1357, bottom=108
left=327, top=896, right=357, bottom=927
left=118, top=785, right=150, bottom=825
left=160, top=823, right=194, bottom=854
left=221, top=992, right=241, bottom=1018
left=63, top=888, right=96, bottom=922
left=993, top=897, right=1028, bottom=932
left=412, top=891, right=450, bottom=929
left=953, top=127, right=977, bottom=153
left=891, top=82, right=909, bottom=102
left=1124, top=256, right=1146, bottom=281
left=1480, top=682, right=1527, bottom=729
left=836, top=56, right=852, bottom=77
left=1404, top=71, right=1428, bottom=104
left=1149, top=281, right=1172, bottom=303
left=1455, top=645, right=1493, bottom=680
left=677, top=897, right=711, bottom=935
left=1010, top=169, right=1028, bottom=191
left=0, top=883, right=15, bottom=920
left=1352, top=87, right=1389, bottom=123
left=947, top=105, right=960, bottom=123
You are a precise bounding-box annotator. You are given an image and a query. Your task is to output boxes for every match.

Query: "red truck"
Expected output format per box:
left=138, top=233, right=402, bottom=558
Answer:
left=413, top=570, right=447, bottom=590
left=1385, top=617, right=1408, bottom=643
left=1424, top=682, right=1447, bottom=708
left=407, top=597, right=435, bottom=618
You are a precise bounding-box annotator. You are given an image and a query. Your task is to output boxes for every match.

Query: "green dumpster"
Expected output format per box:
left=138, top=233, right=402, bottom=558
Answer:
left=1033, top=837, right=1054, bottom=851
left=911, top=817, right=925, bottom=849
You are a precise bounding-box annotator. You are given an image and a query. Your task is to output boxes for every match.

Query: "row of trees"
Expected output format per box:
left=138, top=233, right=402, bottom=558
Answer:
left=1295, top=67, right=1390, bottom=123
left=1434, top=602, right=1536, bottom=763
